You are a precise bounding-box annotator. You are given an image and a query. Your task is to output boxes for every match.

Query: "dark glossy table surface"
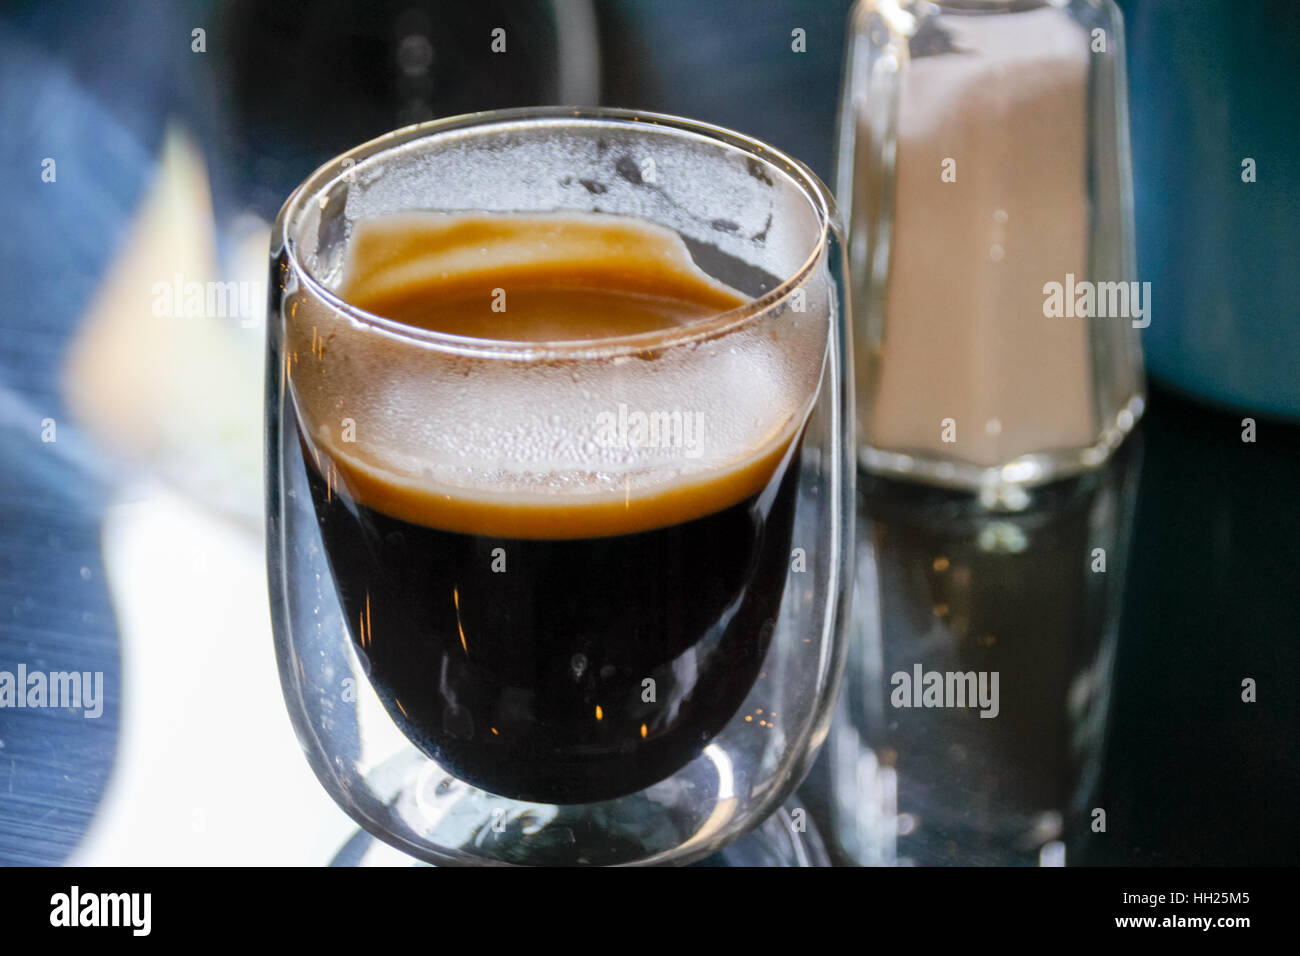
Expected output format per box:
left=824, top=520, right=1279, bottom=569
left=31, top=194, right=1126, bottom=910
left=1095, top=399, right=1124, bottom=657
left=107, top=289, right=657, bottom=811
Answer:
left=802, top=384, right=1300, bottom=867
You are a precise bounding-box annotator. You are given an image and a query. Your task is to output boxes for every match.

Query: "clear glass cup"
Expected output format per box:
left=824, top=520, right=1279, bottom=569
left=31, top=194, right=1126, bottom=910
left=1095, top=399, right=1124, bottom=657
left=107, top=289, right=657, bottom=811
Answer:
left=836, top=0, right=1144, bottom=495
left=265, top=107, right=854, bottom=866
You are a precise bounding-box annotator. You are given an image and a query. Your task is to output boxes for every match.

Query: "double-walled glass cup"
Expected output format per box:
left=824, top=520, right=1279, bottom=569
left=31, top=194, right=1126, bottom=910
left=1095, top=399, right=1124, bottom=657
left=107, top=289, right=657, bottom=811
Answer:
left=266, top=108, right=854, bottom=866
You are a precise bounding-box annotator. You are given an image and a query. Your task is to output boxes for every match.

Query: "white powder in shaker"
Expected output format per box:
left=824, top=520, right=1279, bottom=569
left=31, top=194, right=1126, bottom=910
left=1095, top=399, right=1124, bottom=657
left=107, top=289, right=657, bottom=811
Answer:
left=868, top=7, right=1094, bottom=466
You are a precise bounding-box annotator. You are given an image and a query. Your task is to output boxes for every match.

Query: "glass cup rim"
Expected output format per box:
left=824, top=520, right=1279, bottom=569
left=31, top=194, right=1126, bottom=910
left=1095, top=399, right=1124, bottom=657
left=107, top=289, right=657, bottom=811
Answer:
left=274, top=105, right=839, bottom=361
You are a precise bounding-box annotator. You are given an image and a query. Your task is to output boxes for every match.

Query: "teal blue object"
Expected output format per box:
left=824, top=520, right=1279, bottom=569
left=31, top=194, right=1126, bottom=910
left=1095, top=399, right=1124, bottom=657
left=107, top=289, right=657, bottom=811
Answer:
left=1117, top=0, right=1300, bottom=419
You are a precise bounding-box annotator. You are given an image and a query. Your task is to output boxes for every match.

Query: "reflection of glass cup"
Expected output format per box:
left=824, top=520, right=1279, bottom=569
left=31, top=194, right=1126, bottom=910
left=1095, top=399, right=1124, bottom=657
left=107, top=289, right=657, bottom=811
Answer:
left=831, top=442, right=1141, bottom=866
left=266, top=108, right=854, bottom=865
left=837, top=0, right=1144, bottom=492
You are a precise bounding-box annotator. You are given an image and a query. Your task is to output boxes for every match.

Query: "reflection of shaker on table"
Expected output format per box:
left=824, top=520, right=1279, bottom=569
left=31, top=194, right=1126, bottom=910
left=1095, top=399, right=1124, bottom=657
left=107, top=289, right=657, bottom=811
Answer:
left=835, top=445, right=1141, bottom=866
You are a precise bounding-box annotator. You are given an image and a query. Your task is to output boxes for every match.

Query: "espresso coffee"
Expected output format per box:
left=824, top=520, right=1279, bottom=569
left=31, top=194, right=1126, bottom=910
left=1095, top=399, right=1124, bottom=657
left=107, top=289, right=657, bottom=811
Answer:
left=296, top=212, right=806, bottom=803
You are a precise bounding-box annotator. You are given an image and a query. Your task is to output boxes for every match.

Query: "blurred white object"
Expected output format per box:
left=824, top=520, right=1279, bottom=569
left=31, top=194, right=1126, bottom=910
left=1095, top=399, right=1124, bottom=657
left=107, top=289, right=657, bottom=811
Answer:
left=71, top=481, right=353, bottom=865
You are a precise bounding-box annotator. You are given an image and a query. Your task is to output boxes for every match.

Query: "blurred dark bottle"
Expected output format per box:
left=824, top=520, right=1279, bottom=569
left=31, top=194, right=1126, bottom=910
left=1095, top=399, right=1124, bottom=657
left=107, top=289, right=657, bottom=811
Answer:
left=197, top=0, right=600, bottom=222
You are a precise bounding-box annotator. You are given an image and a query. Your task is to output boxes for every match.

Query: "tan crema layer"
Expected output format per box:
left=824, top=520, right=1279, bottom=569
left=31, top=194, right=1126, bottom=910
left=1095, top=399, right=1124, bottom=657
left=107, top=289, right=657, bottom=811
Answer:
left=298, top=211, right=801, bottom=539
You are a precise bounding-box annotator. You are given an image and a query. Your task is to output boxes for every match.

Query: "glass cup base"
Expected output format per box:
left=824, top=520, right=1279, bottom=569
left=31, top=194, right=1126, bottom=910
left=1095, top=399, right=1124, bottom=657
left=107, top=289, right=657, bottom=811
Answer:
left=331, top=796, right=829, bottom=867
left=330, top=749, right=825, bottom=866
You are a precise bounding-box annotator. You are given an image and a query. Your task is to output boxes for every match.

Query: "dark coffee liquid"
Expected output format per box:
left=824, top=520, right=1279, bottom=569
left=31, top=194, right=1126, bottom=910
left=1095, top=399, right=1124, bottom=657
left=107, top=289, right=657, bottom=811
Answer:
left=297, top=211, right=806, bottom=803
left=303, top=439, right=798, bottom=803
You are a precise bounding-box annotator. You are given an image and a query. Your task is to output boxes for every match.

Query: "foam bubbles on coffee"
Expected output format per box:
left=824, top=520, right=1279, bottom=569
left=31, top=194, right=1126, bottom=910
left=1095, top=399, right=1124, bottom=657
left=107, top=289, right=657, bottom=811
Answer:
left=285, top=210, right=829, bottom=537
